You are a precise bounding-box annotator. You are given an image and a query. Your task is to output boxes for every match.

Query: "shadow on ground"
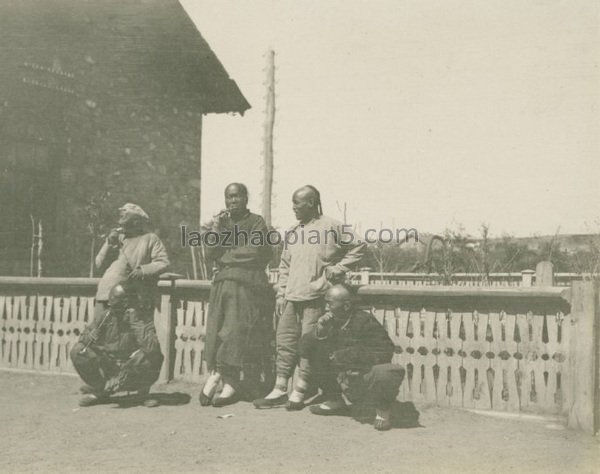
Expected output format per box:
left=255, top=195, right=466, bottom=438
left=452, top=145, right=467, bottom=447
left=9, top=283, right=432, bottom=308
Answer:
left=301, top=395, right=422, bottom=429
left=351, top=401, right=422, bottom=429
left=103, top=392, right=192, bottom=408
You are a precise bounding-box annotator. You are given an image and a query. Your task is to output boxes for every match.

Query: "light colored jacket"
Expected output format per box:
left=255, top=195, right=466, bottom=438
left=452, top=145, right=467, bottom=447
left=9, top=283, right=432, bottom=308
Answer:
left=277, top=215, right=365, bottom=302
left=95, top=232, right=169, bottom=301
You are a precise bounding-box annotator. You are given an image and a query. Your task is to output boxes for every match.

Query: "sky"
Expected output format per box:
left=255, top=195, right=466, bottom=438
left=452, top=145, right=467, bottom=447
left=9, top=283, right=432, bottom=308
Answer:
left=180, top=0, right=599, bottom=237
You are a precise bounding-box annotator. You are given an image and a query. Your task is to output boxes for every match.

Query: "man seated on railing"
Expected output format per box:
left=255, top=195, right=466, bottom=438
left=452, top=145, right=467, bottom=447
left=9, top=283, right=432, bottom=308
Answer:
left=70, top=282, right=164, bottom=407
left=299, top=284, right=405, bottom=431
left=94, top=203, right=169, bottom=322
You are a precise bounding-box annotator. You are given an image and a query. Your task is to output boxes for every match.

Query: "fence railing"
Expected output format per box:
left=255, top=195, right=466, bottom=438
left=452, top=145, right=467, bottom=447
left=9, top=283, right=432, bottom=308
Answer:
left=0, top=276, right=598, bottom=433
left=267, top=266, right=593, bottom=287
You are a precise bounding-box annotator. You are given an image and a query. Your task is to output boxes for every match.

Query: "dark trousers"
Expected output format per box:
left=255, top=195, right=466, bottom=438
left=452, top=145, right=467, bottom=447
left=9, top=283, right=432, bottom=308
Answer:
left=308, top=344, right=404, bottom=410
left=314, top=364, right=404, bottom=410
left=71, top=342, right=164, bottom=393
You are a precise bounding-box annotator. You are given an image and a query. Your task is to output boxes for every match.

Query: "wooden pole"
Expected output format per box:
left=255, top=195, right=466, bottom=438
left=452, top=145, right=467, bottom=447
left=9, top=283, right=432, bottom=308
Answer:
left=88, top=224, right=95, bottom=278
left=567, top=281, right=600, bottom=434
left=37, top=221, right=43, bottom=277
left=535, top=261, right=554, bottom=287
left=261, top=50, right=275, bottom=227
left=199, top=244, right=208, bottom=280
left=29, top=215, right=35, bottom=277
left=189, top=245, right=198, bottom=280
left=156, top=290, right=175, bottom=383
left=198, top=115, right=203, bottom=230
left=194, top=114, right=204, bottom=281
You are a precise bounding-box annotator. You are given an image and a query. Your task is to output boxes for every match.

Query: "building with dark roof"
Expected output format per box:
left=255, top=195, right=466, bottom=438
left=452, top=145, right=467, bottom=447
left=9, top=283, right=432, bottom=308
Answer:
left=0, top=0, right=249, bottom=276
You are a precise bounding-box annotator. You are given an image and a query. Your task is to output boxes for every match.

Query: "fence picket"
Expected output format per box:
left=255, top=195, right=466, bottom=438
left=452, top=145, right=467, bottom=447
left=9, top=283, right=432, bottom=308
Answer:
left=449, top=312, right=463, bottom=407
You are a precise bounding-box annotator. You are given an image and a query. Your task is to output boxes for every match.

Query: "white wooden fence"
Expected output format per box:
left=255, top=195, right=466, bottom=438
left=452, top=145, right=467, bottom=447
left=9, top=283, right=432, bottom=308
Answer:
left=0, top=276, right=598, bottom=434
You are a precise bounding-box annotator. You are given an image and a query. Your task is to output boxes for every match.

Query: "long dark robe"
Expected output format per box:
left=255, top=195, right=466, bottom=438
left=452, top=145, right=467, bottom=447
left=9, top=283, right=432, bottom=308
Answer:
left=204, top=211, right=275, bottom=375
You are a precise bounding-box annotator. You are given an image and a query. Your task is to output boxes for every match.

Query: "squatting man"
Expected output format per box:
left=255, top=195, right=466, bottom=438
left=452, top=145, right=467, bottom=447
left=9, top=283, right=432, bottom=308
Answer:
left=300, top=284, right=405, bottom=431
left=71, top=282, right=164, bottom=407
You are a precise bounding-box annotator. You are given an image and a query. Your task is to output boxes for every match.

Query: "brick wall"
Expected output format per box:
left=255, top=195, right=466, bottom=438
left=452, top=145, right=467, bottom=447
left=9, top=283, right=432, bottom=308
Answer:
left=0, top=0, right=248, bottom=277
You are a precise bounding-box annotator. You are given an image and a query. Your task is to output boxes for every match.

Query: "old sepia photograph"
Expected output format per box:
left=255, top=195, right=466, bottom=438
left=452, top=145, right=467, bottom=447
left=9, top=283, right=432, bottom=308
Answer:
left=1, top=0, right=599, bottom=472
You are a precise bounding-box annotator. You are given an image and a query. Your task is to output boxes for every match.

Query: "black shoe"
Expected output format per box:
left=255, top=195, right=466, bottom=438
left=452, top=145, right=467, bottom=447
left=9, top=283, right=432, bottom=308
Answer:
left=199, top=383, right=218, bottom=407
left=199, top=391, right=213, bottom=407
left=309, top=402, right=350, bottom=416
left=79, top=384, right=97, bottom=394
left=285, top=400, right=305, bottom=411
left=143, top=397, right=160, bottom=408
left=212, top=393, right=239, bottom=408
left=78, top=393, right=108, bottom=407
left=373, top=418, right=392, bottom=431
left=252, top=394, right=288, bottom=409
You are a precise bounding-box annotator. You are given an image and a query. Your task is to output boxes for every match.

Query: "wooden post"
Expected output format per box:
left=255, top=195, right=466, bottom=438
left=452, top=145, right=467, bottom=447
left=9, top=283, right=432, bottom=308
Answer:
left=197, top=114, right=203, bottom=230
left=535, top=261, right=554, bottom=287
left=567, top=281, right=599, bottom=434
left=37, top=220, right=43, bottom=277
left=360, top=267, right=370, bottom=285
left=155, top=284, right=177, bottom=383
left=29, top=215, right=36, bottom=277
left=261, top=50, right=275, bottom=227
left=521, top=269, right=535, bottom=287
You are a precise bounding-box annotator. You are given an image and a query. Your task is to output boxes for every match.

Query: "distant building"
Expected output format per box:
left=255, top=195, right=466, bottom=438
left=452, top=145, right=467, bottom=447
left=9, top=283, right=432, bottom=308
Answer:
left=0, top=0, right=250, bottom=276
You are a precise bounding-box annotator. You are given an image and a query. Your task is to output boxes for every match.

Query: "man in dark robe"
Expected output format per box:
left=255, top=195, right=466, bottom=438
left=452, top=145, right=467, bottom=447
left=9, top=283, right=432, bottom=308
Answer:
left=70, top=283, right=164, bottom=407
left=200, top=183, right=275, bottom=407
left=299, top=284, right=405, bottom=430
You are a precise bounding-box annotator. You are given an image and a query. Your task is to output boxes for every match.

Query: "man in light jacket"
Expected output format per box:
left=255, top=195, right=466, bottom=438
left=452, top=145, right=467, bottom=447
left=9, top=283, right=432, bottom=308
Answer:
left=254, top=185, right=365, bottom=410
left=94, top=202, right=169, bottom=320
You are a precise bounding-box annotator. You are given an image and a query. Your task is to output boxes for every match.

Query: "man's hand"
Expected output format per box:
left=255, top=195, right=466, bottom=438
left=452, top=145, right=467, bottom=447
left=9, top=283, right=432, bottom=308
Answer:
left=211, top=266, right=219, bottom=283
left=317, top=312, right=334, bottom=332
left=128, top=267, right=144, bottom=280
left=107, top=229, right=120, bottom=246
left=324, top=265, right=345, bottom=283
left=275, top=297, right=286, bottom=318
left=328, top=349, right=347, bottom=366
left=212, top=210, right=229, bottom=230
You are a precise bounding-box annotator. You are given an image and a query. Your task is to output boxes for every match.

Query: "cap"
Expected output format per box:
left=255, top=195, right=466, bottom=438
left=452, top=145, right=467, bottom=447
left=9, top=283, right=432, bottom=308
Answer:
left=118, top=203, right=149, bottom=220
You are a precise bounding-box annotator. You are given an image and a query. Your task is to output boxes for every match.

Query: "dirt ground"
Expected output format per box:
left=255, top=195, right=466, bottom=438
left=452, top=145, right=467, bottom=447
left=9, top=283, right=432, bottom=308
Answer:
left=1, top=370, right=598, bottom=474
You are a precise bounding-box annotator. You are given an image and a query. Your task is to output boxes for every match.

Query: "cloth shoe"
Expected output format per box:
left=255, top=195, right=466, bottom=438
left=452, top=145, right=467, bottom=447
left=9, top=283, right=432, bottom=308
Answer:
left=373, top=418, right=392, bottom=431
left=252, top=394, right=288, bottom=409
left=309, top=399, right=350, bottom=416
left=285, top=399, right=305, bottom=411
left=212, top=393, right=240, bottom=408
left=78, top=393, right=108, bottom=407
left=143, top=398, right=160, bottom=408
left=137, top=387, right=160, bottom=408
left=79, top=384, right=97, bottom=394
left=199, top=383, right=218, bottom=407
